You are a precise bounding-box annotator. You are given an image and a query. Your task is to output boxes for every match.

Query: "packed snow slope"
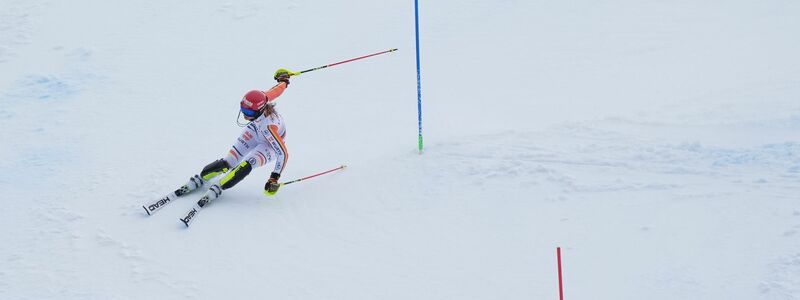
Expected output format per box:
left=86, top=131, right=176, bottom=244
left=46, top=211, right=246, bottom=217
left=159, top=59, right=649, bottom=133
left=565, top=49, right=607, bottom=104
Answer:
left=1, top=0, right=799, bottom=299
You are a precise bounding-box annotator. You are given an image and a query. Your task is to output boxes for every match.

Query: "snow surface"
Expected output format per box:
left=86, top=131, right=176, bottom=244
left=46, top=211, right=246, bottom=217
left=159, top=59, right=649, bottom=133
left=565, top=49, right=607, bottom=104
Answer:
left=1, top=0, right=799, bottom=299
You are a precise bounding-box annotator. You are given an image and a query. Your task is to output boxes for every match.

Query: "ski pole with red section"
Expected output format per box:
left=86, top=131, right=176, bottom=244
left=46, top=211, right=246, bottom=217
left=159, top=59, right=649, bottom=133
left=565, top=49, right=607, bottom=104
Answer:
left=281, top=165, right=347, bottom=187
left=290, top=49, right=397, bottom=76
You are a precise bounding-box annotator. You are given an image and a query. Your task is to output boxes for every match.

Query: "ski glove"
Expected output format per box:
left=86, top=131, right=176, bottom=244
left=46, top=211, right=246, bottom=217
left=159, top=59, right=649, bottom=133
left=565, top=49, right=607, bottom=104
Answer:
left=274, top=68, right=292, bottom=85
left=264, top=172, right=281, bottom=196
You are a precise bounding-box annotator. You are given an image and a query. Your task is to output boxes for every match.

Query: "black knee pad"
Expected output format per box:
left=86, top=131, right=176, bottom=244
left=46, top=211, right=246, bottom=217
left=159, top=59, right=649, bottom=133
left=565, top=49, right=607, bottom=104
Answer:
left=219, top=161, right=253, bottom=190
left=201, top=159, right=231, bottom=181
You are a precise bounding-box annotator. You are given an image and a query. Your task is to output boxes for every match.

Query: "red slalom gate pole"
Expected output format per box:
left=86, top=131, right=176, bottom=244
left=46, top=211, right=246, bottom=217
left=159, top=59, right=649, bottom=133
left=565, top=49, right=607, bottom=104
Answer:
left=557, top=247, right=564, bottom=300
left=293, top=49, right=398, bottom=76
left=280, top=165, right=347, bottom=187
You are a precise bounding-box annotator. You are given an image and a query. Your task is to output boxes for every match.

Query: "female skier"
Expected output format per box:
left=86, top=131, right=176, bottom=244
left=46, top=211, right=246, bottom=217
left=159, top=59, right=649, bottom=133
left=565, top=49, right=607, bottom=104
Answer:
left=197, top=68, right=292, bottom=198
left=143, top=69, right=294, bottom=218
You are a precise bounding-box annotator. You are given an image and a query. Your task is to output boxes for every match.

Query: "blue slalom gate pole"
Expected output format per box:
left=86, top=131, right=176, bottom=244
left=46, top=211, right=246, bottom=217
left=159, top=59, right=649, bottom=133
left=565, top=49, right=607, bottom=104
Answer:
left=414, top=0, right=424, bottom=153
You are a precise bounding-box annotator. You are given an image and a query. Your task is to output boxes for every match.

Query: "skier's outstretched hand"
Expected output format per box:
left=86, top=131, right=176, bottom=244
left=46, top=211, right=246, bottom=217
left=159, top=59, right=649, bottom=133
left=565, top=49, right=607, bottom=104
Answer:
left=274, top=68, right=293, bottom=85
left=264, top=172, right=281, bottom=196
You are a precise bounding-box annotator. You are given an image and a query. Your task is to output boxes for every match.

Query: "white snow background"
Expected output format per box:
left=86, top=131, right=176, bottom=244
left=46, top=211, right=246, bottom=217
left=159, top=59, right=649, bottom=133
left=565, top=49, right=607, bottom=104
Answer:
left=1, top=0, right=799, bottom=299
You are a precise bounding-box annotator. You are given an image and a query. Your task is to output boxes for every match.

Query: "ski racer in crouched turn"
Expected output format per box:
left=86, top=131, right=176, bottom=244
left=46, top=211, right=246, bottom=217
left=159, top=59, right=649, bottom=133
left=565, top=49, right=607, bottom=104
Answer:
left=142, top=69, right=294, bottom=221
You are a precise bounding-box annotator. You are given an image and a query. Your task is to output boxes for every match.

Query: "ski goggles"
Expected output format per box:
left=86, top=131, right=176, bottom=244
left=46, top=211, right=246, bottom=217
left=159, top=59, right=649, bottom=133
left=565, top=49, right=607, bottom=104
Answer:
left=241, top=107, right=262, bottom=118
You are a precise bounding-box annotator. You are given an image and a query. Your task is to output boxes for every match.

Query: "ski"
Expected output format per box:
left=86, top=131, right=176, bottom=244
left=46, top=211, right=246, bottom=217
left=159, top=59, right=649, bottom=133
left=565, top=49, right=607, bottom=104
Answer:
left=179, top=184, right=221, bottom=228
left=179, top=204, right=201, bottom=227
left=142, top=175, right=204, bottom=216
left=142, top=191, right=178, bottom=216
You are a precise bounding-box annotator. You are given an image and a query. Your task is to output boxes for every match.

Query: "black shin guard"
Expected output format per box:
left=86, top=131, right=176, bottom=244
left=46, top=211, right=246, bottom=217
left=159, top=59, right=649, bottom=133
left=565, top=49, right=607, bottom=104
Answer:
left=219, top=161, right=253, bottom=190
left=201, top=159, right=231, bottom=181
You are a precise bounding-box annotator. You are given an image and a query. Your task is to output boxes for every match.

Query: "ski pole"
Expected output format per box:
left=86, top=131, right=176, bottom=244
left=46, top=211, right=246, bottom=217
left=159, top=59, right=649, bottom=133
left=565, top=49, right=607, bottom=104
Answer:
left=291, top=49, right=397, bottom=76
left=281, top=165, right=347, bottom=186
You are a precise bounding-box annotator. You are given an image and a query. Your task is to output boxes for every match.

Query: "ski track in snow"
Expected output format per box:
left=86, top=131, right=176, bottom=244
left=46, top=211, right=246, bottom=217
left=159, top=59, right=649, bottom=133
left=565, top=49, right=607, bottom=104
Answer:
left=0, top=1, right=42, bottom=64
left=761, top=252, right=800, bottom=299
left=424, top=127, right=798, bottom=198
